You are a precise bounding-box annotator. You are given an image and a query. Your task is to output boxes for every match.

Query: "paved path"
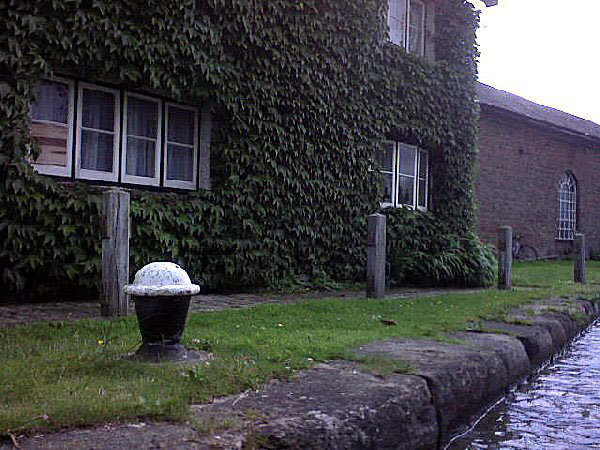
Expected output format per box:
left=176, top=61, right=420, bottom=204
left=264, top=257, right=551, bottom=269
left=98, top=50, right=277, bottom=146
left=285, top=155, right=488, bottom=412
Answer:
left=0, top=287, right=482, bottom=326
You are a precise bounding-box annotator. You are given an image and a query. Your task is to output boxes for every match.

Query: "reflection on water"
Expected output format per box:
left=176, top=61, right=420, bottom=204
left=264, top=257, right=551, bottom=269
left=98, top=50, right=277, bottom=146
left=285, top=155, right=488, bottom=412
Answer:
left=448, top=320, right=600, bottom=450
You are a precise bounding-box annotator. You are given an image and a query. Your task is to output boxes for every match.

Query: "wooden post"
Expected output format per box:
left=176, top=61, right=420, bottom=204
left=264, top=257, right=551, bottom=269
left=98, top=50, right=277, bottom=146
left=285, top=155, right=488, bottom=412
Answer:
left=367, top=213, right=386, bottom=298
left=498, top=226, right=512, bottom=290
left=574, top=233, right=586, bottom=284
left=101, top=188, right=130, bottom=317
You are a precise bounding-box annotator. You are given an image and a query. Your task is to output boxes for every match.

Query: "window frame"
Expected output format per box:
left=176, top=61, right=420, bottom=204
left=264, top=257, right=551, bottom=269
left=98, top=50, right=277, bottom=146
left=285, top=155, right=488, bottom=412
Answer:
left=30, top=76, right=75, bottom=178
left=407, top=0, right=426, bottom=56
left=120, top=91, right=162, bottom=187
left=416, top=148, right=428, bottom=211
left=380, top=141, right=396, bottom=208
left=75, top=82, right=121, bottom=182
left=556, top=172, right=577, bottom=241
left=30, top=77, right=205, bottom=191
left=163, top=102, right=199, bottom=190
left=396, top=142, right=418, bottom=208
left=388, top=0, right=427, bottom=56
left=380, top=141, right=428, bottom=211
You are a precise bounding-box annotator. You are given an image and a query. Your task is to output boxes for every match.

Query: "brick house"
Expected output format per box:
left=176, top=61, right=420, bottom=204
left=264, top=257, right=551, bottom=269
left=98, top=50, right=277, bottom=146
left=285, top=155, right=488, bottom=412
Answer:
left=476, top=82, right=600, bottom=258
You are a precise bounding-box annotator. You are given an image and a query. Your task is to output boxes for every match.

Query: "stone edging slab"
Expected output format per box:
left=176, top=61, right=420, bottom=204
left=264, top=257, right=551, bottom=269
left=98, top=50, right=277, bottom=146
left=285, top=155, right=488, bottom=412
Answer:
left=188, top=296, right=599, bottom=449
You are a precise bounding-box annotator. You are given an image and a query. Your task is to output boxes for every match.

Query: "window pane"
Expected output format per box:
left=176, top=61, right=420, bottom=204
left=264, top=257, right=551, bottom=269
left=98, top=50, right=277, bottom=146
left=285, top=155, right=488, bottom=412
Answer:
left=31, top=80, right=69, bottom=124
left=418, top=178, right=427, bottom=207
left=382, top=173, right=394, bottom=204
left=81, top=130, right=114, bottom=172
left=408, top=0, right=425, bottom=55
left=167, top=143, right=194, bottom=181
left=126, top=137, right=155, bottom=177
left=398, top=144, right=416, bottom=176
left=389, top=17, right=406, bottom=46
left=127, top=96, right=158, bottom=138
left=419, top=150, right=428, bottom=179
left=556, top=173, right=577, bottom=240
left=31, top=122, right=68, bottom=167
left=397, top=175, right=414, bottom=206
left=168, top=107, right=195, bottom=145
left=82, top=89, right=115, bottom=131
left=378, top=142, right=395, bottom=172
left=389, top=0, right=403, bottom=16
left=388, top=0, right=407, bottom=46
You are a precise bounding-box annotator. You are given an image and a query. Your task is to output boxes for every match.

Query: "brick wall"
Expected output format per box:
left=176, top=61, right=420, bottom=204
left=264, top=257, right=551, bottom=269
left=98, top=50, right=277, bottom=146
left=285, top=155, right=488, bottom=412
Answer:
left=476, top=107, right=600, bottom=258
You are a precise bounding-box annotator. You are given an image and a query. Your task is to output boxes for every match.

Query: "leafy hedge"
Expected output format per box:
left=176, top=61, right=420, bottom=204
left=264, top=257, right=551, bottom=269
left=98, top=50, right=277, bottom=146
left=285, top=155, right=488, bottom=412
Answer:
left=0, top=0, right=494, bottom=298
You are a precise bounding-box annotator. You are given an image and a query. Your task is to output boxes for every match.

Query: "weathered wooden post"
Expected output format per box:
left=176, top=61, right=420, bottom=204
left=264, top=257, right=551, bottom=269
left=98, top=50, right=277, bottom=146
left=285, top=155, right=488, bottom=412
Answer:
left=574, top=233, right=586, bottom=284
left=101, top=188, right=130, bottom=317
left=367, top=213, right=386, bottom=298
left=498, top=226, right=512, bottom=290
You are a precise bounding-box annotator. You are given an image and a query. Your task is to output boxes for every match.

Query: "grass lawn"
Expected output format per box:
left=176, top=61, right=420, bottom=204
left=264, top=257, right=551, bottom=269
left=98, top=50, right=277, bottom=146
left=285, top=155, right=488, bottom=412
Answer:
left=513, top=259, right=600, bottom=287
left=2, top=261, right=600, bottom=436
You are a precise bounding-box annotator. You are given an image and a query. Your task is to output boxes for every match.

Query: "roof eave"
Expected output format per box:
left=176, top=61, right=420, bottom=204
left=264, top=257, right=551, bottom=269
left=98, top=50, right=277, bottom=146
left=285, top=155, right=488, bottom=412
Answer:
left=480, top=103, right=600, bottom=146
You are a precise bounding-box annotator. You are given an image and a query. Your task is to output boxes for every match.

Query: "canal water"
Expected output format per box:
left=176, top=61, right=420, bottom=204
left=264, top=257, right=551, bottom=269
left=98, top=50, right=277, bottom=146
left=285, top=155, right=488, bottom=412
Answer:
left=448, top=319, right=600, bottom=450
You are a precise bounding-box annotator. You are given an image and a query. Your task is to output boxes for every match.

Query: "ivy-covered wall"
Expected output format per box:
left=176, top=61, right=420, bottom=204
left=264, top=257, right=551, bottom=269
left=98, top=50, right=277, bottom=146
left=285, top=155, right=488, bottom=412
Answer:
left=0, top=0, right=493, bottom=298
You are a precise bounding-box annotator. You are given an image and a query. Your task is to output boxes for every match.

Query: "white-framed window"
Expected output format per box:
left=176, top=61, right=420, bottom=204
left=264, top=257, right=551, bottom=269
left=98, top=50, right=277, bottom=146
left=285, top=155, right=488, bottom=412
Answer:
left=30, top=77, right=75, bottom=177
left=75, top=83, right=121, bottom=182
left=388, top=0, right=426, bottom=56
left=29, top=78, right=204, bottom=191
left=556, top=172, right=577, bottom=241
left=164, top=103, right=198, bottom=190
left=378, top=141, right=428, bottom=210
left=121, top=92, right=162, bottom=186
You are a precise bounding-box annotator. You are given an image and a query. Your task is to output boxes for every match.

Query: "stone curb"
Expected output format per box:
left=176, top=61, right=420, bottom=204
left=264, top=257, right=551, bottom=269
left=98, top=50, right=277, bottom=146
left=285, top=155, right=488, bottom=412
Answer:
left=188, top=296, right=600, bottom=449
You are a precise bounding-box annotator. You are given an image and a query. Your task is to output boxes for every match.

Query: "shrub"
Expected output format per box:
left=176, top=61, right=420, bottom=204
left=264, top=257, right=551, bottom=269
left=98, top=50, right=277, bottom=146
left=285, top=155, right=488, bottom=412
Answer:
left=388, top=232, right=496, bottom=288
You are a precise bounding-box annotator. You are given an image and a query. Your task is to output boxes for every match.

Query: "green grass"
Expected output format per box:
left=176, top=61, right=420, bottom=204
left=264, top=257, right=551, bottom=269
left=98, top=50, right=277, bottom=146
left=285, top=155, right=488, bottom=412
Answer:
left=1, top=261, right=599, bottom=435
left=513, top=259, right=600, bottom=287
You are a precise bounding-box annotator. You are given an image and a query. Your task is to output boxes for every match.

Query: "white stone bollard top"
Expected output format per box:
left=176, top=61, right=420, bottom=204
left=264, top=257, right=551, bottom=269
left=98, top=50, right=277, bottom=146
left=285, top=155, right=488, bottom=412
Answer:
left=124, top=262, right=200, bottom=297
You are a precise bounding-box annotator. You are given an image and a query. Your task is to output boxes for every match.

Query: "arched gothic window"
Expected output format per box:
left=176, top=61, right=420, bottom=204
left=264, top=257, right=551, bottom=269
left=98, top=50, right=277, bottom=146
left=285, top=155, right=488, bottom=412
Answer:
left=556, top=172, right=577, bottom=240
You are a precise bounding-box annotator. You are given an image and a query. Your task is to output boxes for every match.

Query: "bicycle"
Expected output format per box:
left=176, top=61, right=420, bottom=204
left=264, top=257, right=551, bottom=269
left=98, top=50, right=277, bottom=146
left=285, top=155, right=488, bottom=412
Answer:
left=512, top=234, right=538, bottom=261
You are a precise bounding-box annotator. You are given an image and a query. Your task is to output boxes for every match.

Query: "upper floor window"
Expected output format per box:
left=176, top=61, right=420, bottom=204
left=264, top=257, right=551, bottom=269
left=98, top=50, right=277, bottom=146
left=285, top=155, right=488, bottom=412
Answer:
left=30, top=78, right=201, bottom=190
left=378, top=141, right=428, bottom=210
left=556, top=172, right=577, bottom=241
left=388, top=0, right=426, bottom=56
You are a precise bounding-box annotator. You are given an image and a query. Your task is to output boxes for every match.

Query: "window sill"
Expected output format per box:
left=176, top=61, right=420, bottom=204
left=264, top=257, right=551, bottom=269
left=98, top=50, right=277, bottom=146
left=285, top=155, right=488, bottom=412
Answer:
left=379, top=203, right=427, bottom=212
left=121, top=174, right=161, bottom=187
left=385, top=40, right=426, bottom=56
left=31, top=171, right=202, bottom=193
left=32, top=164, right=71, bottom=178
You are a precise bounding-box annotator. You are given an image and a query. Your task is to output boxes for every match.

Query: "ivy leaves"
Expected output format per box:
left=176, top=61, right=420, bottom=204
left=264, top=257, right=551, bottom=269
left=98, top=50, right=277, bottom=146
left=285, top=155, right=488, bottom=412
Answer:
left=0, top=0, right=484, bottom=296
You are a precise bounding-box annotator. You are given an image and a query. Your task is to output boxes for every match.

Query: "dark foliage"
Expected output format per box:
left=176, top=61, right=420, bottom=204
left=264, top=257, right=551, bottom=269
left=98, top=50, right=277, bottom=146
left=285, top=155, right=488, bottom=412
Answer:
left=0, top=0, right=494, bottom=297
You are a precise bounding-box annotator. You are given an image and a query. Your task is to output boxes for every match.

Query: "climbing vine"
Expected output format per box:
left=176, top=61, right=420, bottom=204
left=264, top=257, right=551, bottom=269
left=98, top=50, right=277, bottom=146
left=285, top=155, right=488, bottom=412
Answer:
left=0, top=0, right=493, bottom=298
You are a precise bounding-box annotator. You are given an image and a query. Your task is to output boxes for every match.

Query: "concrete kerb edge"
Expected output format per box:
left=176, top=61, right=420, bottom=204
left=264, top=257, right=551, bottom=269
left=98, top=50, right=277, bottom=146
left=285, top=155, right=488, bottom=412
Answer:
left=197, top=296, right=600, bottom=450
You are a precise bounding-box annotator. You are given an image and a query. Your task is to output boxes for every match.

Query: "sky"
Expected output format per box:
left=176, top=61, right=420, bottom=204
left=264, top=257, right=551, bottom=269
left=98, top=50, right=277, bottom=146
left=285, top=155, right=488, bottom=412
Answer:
left=472, top=0, right=600, bottom=124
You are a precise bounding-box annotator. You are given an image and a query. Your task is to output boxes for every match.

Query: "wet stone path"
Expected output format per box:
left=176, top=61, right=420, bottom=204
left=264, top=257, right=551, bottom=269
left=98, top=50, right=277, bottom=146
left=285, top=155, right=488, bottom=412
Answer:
left=449, top=319, right=600, bottom=450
